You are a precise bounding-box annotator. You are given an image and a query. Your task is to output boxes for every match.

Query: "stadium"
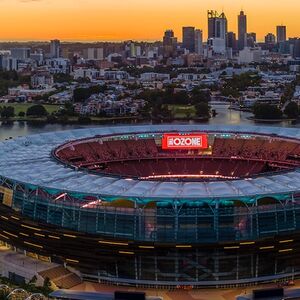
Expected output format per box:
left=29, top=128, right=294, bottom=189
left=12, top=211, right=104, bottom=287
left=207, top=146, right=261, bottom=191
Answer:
left=0, top=124, right=300, bottom=288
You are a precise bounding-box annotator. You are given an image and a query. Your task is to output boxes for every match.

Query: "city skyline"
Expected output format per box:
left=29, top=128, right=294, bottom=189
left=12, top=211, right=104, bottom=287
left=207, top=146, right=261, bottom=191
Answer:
left=0, top=0, right=298, bottom=42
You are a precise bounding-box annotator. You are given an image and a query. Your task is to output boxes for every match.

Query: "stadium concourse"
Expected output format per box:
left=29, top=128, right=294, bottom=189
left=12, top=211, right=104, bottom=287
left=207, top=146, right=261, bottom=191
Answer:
left=68, top=280, right=300, bottom=300
left=0, top=125, right=300, bottom=288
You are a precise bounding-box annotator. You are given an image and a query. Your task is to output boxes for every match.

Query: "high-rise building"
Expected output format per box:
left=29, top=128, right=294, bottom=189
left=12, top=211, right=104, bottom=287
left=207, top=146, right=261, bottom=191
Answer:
left=194, top=29, right=203, bottom=55
left=226, top=32, right=237, bottom=52
left=245, top=33, right=257, bottom=48
left=238, top=10, right=247, bottom=50
left=163, top=30, right=177, bottom=58
left=276, top=25, right=287, bottom=43
left=289, top=38, right=300, bottom=58
left=265, top=33, right=276, bottom=44
left=207, top=10, right=227, bottom=54
left=238, top=47, right=262, bottom=64
left=207, top=10, right=228, bottom=40
left=84, top=48, right=104, bottom=60
left=50, top=39, right=61, bottom=58
left=10, top=48, right=31, bottom=60
left=247, top=32, right=257, bottom=43
left=182, top=27, right=195, bottom=52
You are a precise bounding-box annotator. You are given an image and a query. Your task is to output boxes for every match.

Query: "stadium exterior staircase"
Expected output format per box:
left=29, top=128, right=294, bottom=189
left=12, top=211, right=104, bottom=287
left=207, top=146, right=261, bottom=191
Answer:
left=38, top=265, right=82, bottom=289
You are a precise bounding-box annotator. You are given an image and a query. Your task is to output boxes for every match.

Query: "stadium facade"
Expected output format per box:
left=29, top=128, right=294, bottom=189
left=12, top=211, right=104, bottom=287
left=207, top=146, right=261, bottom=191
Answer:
left=0, top=125, right=300, bottom=287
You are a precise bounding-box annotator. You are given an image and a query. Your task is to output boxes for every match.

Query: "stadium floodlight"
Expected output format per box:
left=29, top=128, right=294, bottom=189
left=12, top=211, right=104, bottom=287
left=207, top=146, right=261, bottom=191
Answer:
left=81, top=199, right=102, bottom=208
left=54, top=192, right=67, bottom=201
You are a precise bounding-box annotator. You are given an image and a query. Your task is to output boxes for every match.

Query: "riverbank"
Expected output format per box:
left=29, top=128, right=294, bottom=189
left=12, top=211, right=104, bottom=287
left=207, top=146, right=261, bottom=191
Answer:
left=1, top=104, right=299, bottom=141
left=0, top=116, right=142, bottom=125
left=247, top=116, right=298, bottom=123
left=0, top=115, right=212, bottom=125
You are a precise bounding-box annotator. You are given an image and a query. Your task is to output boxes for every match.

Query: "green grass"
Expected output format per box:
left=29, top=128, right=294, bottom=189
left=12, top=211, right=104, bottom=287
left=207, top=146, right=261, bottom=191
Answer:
left=0, top=103, right=61, bottom=115
left=167, top=104, right=196, bottom=118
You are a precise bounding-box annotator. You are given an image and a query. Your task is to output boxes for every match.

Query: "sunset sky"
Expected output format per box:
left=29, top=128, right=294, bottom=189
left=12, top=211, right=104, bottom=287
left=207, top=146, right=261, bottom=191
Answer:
left=0, top=0, right=299, bottom=42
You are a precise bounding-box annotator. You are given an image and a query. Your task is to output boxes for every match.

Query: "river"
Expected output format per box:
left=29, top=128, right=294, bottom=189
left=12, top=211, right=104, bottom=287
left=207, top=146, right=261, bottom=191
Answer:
left=0, top=104, right=299, bottom=140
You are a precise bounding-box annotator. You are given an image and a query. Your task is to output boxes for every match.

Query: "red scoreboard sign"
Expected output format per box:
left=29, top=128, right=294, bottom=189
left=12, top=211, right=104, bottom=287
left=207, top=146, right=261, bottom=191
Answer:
left=162, top=133, right=208, bottom=150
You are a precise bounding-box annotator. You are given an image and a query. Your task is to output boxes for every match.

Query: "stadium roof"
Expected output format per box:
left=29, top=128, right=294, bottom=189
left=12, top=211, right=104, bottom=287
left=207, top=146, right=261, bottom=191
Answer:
left=0, top=125, right=300, bottom=200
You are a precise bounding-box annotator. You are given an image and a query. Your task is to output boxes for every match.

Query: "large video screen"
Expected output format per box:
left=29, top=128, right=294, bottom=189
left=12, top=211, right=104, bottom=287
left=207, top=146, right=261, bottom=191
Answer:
left=162, top=133, right=208, bottom=150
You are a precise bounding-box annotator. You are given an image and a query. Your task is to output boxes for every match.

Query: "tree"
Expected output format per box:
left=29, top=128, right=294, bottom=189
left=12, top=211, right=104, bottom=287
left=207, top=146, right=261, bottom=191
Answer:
left=0, top=70, right=30, bottom=96
left=0, top=106, right=14, bottom=119
left=194, top=102, right=210, bottom=118
left=73, top=85, right=107, bottom=103
left=54, top=73, right=73, bottom=83
left=284, top=101, right=299, bottom=119
left=18, top=111, right=25, bottom=117
left=253, top=103, right=282, bottom=120
left=29, top=275, right=37, bottom=285
left=281, top=84, right=295, bottom=104
left=26, top=105, right=48, bottom=117
left=221, top=72, right=261, bottom=98
left=43, top=277, right=51, bottom=289
left=190, top=88, right=211, bottom=104
left=58, top=102, right=75, bottom=117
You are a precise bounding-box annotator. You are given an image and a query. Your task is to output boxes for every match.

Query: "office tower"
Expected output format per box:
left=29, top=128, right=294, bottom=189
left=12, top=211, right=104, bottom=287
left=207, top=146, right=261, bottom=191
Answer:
left=226, top=32, right=237, bottom=52
left=182, top=27, right=195, bottom=52
left=246, top=33, right=256, bottom=48
left=207, top=10, right=227, bottom=54
left=265, top=33, right=276, bottom=44
left=10, top=48, right=31, bottom=60
left=238, top=10, right=247, bottom=50
left=248, top=32, right=256, bottom=43
left=290, top=38, right=300, bottom=58
left=276, top=25, right=287, bottom=43
left=195, top=29, right=203, bottom=55
left=135, top=46, right=142, bottom=57
left=84, top=48, right=104, bottom=60
left=129, top=42, right=136, bottom=57
left=207, top=10, right=228, bottom=40
left=50, top=39, right=61, bottom=58
left=163, top=30, right=177, bottom=58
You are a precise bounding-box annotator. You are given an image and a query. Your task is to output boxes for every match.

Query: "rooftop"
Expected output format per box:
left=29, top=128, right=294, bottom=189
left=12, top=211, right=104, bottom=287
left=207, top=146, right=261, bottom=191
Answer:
left=0, top=125, right=299, bottom=200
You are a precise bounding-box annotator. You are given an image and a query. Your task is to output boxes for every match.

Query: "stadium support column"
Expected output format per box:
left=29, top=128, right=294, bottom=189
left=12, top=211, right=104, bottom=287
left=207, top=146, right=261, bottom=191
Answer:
left=255, top=254, right=259, bottom=278
left=154, top=255, right=158, bottom=282
left=214, top=249, right=220, bottom=282
left=133, top=200, right=138, bottom=240
left=115, top=261, right=119, bottom=279
left=214, top=201, right=219, bottom=241
left=195, top=248, right=199, bottom=281
left=214, top=201, right=220, bottom=281
left=236, top=253, right=239, bottom=280
left=173, top=201, right=180, bottom=241
left=175, top=250, right=179, bottom=282
left=291, top=194, right=297, bottom=229
left=135, top=256, right=138, bottom=282
left=255, top=198, right=259, bottom=237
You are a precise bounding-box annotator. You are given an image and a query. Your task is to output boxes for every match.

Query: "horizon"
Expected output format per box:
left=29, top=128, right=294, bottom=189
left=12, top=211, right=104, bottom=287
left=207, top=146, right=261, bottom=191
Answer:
left=0, top=0, right=298, bottom=42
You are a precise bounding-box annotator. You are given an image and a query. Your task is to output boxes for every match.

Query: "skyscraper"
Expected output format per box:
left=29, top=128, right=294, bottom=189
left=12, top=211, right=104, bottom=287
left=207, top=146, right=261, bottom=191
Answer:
left=50, top=39, right=61, bottom=58
left=194, top=29, right=203, bottom=55
left=238, top=10, right=247, bottom=50
left=207, top=10, right=228, bottom=40
left=10, top=48, right=31, bottom=60
left=182, top=27, right=195, bottom=52
left=246, top=33, right=256, bottom=48
left=163, top=30, right=177, bottom=58
left=226, top=32, right=237, bottom=52
left=207, top=10, right=227, bottom=54
left=265, top=33, right=276, bottom=44
left=276, top=25, right=287, bottom=43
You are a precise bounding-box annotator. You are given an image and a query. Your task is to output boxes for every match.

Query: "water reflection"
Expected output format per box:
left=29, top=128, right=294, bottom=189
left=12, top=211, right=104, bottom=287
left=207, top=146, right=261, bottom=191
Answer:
left=0, top=104, right=298, bottom=141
